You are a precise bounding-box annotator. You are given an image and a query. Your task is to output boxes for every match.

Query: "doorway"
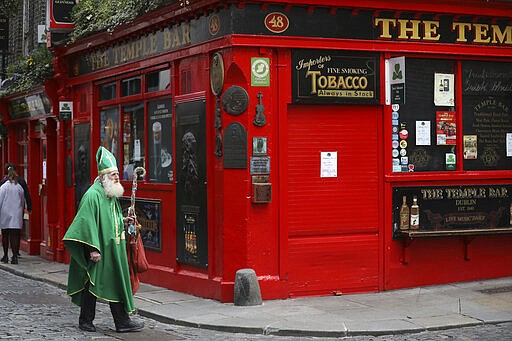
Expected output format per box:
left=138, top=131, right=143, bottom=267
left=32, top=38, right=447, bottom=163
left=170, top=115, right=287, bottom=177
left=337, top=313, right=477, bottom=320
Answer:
left=285, top=104, right=381, bottom=296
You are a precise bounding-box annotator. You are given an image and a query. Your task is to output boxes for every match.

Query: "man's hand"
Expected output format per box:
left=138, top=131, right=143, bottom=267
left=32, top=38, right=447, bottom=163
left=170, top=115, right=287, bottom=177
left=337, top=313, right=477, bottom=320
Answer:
left=90, top=251, right=101, bottom=263
left=123, top=216, right=135, bottom=228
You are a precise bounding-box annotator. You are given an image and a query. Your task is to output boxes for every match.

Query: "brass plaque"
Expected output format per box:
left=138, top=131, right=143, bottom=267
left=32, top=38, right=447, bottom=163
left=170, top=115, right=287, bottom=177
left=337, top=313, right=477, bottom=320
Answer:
left=210, top=52, right=224, bottom=96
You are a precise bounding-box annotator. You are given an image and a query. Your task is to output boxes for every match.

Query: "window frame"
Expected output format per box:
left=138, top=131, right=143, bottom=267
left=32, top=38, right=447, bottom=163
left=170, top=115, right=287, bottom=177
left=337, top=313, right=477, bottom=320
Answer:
left=385, top=55, right=512, bottom=178
left=95, top=65, right=173, bottom=187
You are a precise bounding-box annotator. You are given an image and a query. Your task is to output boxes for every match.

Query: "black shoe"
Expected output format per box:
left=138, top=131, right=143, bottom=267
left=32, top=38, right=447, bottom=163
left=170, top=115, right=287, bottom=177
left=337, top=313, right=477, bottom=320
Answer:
left=11, top=256, right=18, bottom=264
left=0, top=256, right=7, bottom=263
left=79, top=321, right=96, bottom=332
left=115, top=319, right=144, bottom=333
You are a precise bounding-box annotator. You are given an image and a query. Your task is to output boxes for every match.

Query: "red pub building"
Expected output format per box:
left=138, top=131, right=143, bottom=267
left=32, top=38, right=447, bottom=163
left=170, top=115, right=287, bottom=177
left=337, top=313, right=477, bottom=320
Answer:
left=2, top=0, right=512, bottom=302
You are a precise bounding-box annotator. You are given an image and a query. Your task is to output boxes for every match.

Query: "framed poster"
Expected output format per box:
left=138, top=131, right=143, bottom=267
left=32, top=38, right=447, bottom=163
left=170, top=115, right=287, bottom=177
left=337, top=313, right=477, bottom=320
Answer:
left=119, top=197, right=162, bottom=251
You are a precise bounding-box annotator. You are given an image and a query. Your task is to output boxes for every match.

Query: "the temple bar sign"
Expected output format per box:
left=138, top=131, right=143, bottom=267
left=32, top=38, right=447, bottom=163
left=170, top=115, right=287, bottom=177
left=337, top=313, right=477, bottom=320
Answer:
left=374, top=17, right=512, bottom=45
left=292, top=50, right=380, bottom=104
left=72, top=22, right=191, bottom=76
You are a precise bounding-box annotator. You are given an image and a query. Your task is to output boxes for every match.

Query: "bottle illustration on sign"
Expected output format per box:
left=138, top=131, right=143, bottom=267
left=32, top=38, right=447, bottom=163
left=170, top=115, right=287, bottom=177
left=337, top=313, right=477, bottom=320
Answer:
left=152, top=121, right=162, bottom=179
left=399, top=195, right=410, bottom=230
left=410, top=196, right=420, bottom=229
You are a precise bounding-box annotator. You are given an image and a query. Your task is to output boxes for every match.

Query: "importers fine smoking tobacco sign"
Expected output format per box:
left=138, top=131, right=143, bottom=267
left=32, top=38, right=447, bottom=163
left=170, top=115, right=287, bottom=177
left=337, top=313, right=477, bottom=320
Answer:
left=292, top=49, right=379, bottom=104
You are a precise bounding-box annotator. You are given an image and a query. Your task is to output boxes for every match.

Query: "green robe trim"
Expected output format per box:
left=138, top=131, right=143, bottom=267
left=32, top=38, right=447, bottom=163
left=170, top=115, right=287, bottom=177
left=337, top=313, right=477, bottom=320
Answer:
left=63, top=180, right=135, bottom=313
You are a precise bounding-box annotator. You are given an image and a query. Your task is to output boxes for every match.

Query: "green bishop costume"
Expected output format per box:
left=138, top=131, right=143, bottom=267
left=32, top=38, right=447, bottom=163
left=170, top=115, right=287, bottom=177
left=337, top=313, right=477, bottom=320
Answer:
left=63, top=147, right=135, bottom=314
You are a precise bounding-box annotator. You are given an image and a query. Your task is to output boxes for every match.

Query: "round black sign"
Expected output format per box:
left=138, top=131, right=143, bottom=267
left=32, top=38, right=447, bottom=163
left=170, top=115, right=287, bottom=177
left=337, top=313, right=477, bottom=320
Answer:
left=222, top=86, right=249, bottom=116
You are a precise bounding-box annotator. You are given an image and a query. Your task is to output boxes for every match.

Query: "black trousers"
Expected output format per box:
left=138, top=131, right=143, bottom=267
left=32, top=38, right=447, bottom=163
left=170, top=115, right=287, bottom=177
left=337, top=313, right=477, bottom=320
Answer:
left=1, top=229, right=20, bottom=258
left=80, top=282, right=130, bottom=327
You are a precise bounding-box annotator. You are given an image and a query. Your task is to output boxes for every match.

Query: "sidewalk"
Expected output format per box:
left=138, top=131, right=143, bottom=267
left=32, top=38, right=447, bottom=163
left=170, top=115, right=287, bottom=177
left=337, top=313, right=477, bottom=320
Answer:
left=1, top=252, right=512, bottom=337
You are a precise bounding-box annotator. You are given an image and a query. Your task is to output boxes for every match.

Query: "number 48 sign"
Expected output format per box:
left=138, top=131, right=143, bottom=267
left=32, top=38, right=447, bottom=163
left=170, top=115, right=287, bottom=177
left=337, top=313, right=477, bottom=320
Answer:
left=264, top=12, right=289, bottom=33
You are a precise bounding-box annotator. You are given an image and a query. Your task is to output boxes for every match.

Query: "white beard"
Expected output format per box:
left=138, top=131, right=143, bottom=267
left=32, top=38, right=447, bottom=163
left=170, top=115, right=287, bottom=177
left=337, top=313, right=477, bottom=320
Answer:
left=103, top=177, right=125, bottom=198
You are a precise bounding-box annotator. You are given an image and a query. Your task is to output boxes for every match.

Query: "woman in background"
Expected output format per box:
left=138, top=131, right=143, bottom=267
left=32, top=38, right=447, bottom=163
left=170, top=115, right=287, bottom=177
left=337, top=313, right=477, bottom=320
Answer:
left=0, top=165, right=26, bottom=264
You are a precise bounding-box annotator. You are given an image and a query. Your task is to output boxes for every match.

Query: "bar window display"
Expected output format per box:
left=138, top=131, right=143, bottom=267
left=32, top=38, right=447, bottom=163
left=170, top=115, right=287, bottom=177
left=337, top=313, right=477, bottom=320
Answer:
left=462, top=61, right=512, bottom=171
left=390, top=58, right=456, bottom=172
left=148, top=99, right=173, bottom=182
left=100, top=108, right=120, bottom=162
left=122, top=103, right=145, bottom=180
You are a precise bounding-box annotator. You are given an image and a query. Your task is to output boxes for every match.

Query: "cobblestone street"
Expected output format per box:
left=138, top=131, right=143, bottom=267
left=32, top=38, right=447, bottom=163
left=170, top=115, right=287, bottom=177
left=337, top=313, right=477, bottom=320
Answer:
left=1, top=268, right=512, bottom=340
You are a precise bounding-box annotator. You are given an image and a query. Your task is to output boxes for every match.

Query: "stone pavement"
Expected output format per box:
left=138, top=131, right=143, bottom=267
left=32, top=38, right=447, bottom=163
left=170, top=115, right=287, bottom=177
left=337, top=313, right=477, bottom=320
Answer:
left=1, top=252, right=512, bottom=337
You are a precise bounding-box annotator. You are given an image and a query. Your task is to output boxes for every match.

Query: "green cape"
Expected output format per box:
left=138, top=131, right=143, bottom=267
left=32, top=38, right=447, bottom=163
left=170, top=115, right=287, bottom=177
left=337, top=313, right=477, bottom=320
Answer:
left=63, top=180, right=135, bottom=313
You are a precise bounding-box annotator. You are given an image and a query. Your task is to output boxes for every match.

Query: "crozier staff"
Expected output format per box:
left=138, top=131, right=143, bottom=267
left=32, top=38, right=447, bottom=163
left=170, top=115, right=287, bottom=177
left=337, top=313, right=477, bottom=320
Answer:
left=63, top=146, right=144, bottom=333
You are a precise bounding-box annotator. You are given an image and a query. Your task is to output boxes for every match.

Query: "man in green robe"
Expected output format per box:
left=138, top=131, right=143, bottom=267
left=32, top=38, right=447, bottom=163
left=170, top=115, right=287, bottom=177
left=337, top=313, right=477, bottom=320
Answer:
left=63, top=146, right=144, bottom=333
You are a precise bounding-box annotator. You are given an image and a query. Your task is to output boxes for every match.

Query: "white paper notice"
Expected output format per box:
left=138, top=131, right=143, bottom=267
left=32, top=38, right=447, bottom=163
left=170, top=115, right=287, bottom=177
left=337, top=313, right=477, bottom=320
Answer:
left=434, top=73, right=455, bottom=106
left=416, top=121, right=431, bottom=146
left=321, top=152, right=337, bottom=178
left=134, top=140, right=141, bottom=161
left=507, top=133, right=512, bottom=157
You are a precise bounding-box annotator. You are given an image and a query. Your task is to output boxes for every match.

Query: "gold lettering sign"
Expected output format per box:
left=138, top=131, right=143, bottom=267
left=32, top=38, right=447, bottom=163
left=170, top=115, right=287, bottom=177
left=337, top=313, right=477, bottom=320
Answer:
left=375, top=17, right=512, bottom=45
left=83, top=22, right=191, bottom=73
left=420, top=186, right=508, bottom=200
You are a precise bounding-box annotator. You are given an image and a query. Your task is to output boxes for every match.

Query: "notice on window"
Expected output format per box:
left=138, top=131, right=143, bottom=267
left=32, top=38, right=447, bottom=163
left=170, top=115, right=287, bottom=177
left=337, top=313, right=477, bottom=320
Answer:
left=416, top=121, right=431, bottom=146
left=320, top=152, right=337, bottom=178
left=463, top=135, right=478, bottom=159
left=507, top=133, right=512, bottom=157
left=436, top=111, right=456, bottom=145
left=434, top=73, right=454, bottom=106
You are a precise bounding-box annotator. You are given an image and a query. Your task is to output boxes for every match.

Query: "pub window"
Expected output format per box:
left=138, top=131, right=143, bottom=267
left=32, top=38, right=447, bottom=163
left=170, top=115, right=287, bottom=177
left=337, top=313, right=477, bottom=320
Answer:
left=122, top=103, right=145, bottom=180
left=121, top=76, right=141, bottom=97
left=391, top=58, right=456, bottom=172
left=100, top=107, right=120, bottom=162
left=146, top=69, right=170, bottom=92
left=99, top=82, right=116, bottom=101
left=97, top=68, right=172, bottom=184
left=147, top=99, right=173, bottom=183
left=462, top=61, right=512, bottom=171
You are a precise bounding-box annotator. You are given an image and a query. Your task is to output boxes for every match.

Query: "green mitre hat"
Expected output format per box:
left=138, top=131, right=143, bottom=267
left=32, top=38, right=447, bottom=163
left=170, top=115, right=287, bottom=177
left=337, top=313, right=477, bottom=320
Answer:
left=96, top=146, right=118, bottom=175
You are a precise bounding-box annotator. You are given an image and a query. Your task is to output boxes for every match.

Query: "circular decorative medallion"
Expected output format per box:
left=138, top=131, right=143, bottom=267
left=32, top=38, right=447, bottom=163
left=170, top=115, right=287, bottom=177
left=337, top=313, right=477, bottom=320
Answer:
left=264, top=12, right=290, bottom=33
left=222, top=86, right=249, bottom=116
left=210, top=52, right=225, bottom=96
left=209, top=15, right=220, bottom=36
